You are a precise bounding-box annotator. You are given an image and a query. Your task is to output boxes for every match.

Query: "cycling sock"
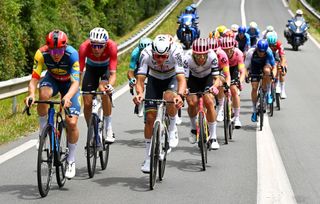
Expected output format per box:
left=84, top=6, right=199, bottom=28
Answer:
left=252, top=102, right=257, bottom=112
left=39, top=115, right=47, bottom=135
left=67, top=143, right=76, bottom=163
left=145, top=139, right=151, bottom=159
left=104, top=116, right=112, bottom=131
left=208, top=121, right=217, bottom=139
left=190, top=116, right=197, bottom=130
left=169, top=116, right=176, bottom=132
left=281, top=82, right=285, bottom=91
left=234, top=108, right=240, bottom=118
left=218, top=98, right=225, bottom=111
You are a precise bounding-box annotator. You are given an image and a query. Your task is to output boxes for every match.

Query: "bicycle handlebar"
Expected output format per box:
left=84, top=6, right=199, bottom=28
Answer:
left=23, top=99, right=72, bottom=118
left=134, top=99, right=174, bottom=115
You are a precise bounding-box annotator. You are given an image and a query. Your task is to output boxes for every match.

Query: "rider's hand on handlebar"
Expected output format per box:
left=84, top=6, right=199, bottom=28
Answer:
left=24, top=95, right=35, bottom=107
left=209, top=85, right=219, bottom=95
left=174, top=94, right=184, bottom=109
left=62, top=96, right=72, bottom=108
left=133, top=94, right=144, bottom=105
left=105, top=84, right=115, bottom=94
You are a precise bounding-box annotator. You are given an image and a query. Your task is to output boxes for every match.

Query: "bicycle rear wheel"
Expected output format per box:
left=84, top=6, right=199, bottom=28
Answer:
left=259, top=91, right=264, bottom=131
left=223, top=98, right=229, bottom=144
left=56, top=119, right=68, bottom=187
left=269, top=88, right=275, bottom=117
left=198, top=112, right=208, bottom=171
left=159, top=118, right=169, bottom=181
left=86, top=116, right=97, bottom=178
left=100, top=138, right=110, bottom=170
left=37, top=125, right=53, bottom=197
left=276, top=93, right=281, bottom=110
left=150, top=121, right=160, bottom=190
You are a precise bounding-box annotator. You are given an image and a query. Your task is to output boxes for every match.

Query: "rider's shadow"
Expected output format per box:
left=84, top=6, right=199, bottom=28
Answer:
left=0, top=184, right=44, bottom=200
left=93, top=176, right=149, bottom=192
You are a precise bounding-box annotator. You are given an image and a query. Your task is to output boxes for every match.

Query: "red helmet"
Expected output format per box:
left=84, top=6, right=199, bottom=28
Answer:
left=207, top=38, right=220, bottom=51
left=223, top=29, right=235, bottom=38
left=192, top=38, right=209, bottom=54
left=46, top=30, right=68, bottom=49
left=221, top=37, right=236, bottom=49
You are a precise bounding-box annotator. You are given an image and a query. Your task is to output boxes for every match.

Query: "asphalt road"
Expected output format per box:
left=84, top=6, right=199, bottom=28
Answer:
left=1, top=0, right=320, bottom=203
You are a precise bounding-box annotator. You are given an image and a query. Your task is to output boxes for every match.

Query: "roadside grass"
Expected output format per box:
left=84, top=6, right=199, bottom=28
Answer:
left=288, top=0, right=320, bottom=43
left=0, top=0, right=193, bottom=145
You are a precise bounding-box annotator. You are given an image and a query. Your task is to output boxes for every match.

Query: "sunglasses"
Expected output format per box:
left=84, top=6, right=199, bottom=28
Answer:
left=91, top=44, right=105, bottom=49
left=153, top=53, right=169, bottom=60
left=49, top=48, right=65, bottom=56
left=193, top=53, right=208, bottom=60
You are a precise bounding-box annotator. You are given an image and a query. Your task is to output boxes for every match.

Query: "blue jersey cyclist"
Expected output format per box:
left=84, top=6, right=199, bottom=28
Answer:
left=25, top=30, right=81, bottom=179
left=245, top=39, right=276, bottom=122
left=127, top=37, right=153, bottom=89
left=246, top=21, right=260, bottom=47
left=235, top=25, right=251, bottom=53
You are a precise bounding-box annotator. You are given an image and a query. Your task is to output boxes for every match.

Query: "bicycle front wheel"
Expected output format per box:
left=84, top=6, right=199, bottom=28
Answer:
left=276, top=93, right=281, bottom=110
left=150, top=121, right=160, bottom=190
left=37, top=125, right=53, bottom=197
left=198, top=112, right=208, bottom=171
left=223, top=98, right=229, bottom=144
left=159, top=118, right=169, bottom=181
left=86, top=116, right=97, bottom=178
left=259, top=91, right=264, bottom=131
left=100, top=140, right=110, bottom=170
left=56, top=119, right=68, bottom=187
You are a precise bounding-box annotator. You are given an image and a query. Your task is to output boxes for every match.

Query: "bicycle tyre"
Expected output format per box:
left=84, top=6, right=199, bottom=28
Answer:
left=259, top=90, right=264, bottom=131
left=100, top=141, right=109, bottom=170
left=198, top=112, right=208, bottom=171
left=86, top=116, right=97, bottom=178
left=223, top=98, right=229, bottom=144
left=276, top=93, right=281, bottom=110
left=56, top=118, right=68, bottom=187
left=269, top=88, right=275, bottom=117
left=159, top=118, right=169, bottom=181
left=150, top=121, right=160, bottom=190
left=37, top=125, right=53, bottom=197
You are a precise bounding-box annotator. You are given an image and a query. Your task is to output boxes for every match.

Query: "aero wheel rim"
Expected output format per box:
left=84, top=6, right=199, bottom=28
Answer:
left=38, top=131, right=52, bottom=197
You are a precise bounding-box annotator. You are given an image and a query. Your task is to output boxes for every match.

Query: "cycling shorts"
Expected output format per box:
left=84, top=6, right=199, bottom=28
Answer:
left=187, top=73, right=213, bottom=93
left=82, top=64, right=110, bottom=92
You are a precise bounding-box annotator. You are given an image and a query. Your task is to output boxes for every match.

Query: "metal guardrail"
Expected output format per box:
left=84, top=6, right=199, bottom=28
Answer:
left=0, top=0, right=180, bottom=101
left=299, top=0, right=320, bottom=20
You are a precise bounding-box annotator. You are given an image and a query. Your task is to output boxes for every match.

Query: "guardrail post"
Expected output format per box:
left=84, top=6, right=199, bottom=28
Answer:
left=12, top=96, right=17, bottom=114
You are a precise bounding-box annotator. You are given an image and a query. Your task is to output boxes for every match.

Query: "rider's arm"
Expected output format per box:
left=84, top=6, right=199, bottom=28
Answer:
left=237, top=50, right=246, bottom=83
left=29, top=49, right=44, bottom=98
left=244, top=48, right=254, bottom=73
left=127, top=47, right=140, bottom=80
left=64, top=50, right=80, bottom=100
left=135, top=74, right=146, bottom=96
left=78, top=40, right=89, bottom=74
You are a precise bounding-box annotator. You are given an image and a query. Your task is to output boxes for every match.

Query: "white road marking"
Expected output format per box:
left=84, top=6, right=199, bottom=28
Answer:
left=282, top=0, right=289, bottom=7
left=256, top=116, right=297, bottom=204
left=241, top=0, right=246, bottom=26
left=0, top=139, right=38, bottom=165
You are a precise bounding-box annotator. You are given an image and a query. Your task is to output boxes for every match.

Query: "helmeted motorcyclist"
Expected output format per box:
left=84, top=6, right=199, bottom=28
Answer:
left=284, top=9, right=308, bottom=44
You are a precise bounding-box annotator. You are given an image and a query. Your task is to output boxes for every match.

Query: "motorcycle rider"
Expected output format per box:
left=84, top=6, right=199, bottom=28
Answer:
left=284, top=9, right=308, bottom=44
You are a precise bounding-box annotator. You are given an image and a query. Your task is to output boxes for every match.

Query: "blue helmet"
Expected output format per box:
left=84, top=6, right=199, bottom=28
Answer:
left=257, top=39, right=269, bottom=52
left=185, top=6, right=193, bottom=14
left=238, top=25, right=246, bottom=34
left=138, top=37, right=152, bottom=50
left=266, top=33, right=277, bottom=45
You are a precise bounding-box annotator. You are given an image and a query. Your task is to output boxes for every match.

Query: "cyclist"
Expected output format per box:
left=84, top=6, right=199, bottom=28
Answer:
left=231, top=24, right=239, bottom=36
left=246, top=21, right=260, bottom=47
left=133, top=34, right=186, bottom=173
left=127, top=37, right=153, bottom=89
left=184, top=38, right=220, bottom=149
left=245, top=39, right=276, bottom=122
left=209, top=25, right=227, bottom=39
left=266, top=32, right=288, bottom=99
left=79, top=27, right=117, bottom=143
left=235, top=25, right=251, bottom=53
left=25, top=30, right=81, bottom=179
left=216, top=37, right=246, bottom=128
left=261, top=25, right=277, bottom=39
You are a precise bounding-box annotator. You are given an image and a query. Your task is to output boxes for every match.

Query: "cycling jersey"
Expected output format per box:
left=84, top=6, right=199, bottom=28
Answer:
left=261, top=30, right=277, bottom=39
left=129, top=47, right=141, bottom=70
left=215, top=47, right=230, bottom=75
left=137, top=45, right=184, bottom=80
left=227, top=48, right=245, bottom=82
left=78, top=39, right=118, bottom=73
left=235, top=33, right=251, bottom=52
left=269, top=40, right=285, bottom=57
left=183, top=49, right=219, bottom=78
left=32, top=45, right=80, bottom=82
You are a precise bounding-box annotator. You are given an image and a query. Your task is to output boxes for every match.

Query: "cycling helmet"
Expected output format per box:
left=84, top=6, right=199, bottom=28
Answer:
left=46, top=30, right=68, bottom=49
left=138, top=37, right=152, bottom=50
left=266, top=25, right=274, bottom=32
left=190, top=3, right=197, bottom=10
left=89, top=27, right=109, bottom=43
left=221, top=37, right=236, bottom=49
left=296, top=9, right=303, bottom=15
left=152, top=34, right=171, bottom=55
left=266, top=32, right=277, bottom=45
left=216, top=25, right=227, bottom=35
left=224, top=29, right=235, bottom=38
left=192, top=38, right=209, bottom=54
left=231, top=24, right=239, bottom=32
left=249, top=21, right=258, bottom=29
left=257, top=39, right=269, bottom=52
left=208, top=38, right=220, bottom=51
left=238, top=25, right=246, bottom=34
left=185, top=6, right=193, bottom=14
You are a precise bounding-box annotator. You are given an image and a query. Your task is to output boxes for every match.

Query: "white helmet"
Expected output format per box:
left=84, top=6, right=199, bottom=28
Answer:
left=89, top=27, right=109, bottom=43
left=296, top=9, right=303, bottom=15
left=249, top=21, right=258, bottom=29
left=231, top=24, right=239, bottom=32
left=152, top=34, right=171, bottom=55
left=266, top=25, right=274, bottom=32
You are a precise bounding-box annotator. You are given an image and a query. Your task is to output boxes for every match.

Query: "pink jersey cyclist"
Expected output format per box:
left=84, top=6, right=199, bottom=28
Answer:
left=227, top=47, right=245, bottom=81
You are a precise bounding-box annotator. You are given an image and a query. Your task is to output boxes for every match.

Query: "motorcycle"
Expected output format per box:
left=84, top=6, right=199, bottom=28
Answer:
left=284, top=18, right=309, bottom=51
left=176, top=14, right=200, bottom=49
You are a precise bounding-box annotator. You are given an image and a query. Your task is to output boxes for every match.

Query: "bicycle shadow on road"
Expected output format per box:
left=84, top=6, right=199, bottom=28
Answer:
left=93, top=176, right=149, bottom=192
left=166, top=159, right=211, bottom=172
left=114, top=138, right=145, bottom=149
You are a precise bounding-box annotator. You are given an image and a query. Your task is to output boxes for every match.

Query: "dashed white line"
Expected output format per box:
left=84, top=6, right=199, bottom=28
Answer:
left=241, top=0, right=246, bottom=26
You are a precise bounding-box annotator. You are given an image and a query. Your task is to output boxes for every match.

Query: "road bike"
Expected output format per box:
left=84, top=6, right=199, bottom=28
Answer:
left=222, top=83, right=234, bottom=144
left=23, top=99, right=71, bottom=197
left=81, top=91, right=110, bottom=178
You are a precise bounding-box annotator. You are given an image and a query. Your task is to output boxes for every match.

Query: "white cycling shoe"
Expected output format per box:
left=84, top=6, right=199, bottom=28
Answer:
left=65, top=162, right=76, bottom=179
left=105, top=129, right=115, bottom=143
left=209, top=139, right=220, bottom=150
left=141, top=157, right=150, bottom=174
left=169, top=127, right=179, bottom=148
left=216, top=109, right=224, bottom=122
left=281, top=90, right=287, bottom=99
left=234, top=117, right=242, bottom=129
